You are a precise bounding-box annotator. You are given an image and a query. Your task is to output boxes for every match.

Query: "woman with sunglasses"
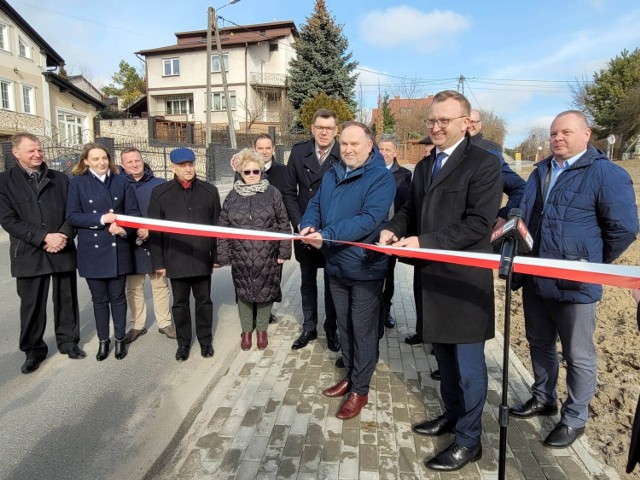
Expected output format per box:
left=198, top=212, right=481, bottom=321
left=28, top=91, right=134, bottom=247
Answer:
left=217, top=149, right=291, bottom=351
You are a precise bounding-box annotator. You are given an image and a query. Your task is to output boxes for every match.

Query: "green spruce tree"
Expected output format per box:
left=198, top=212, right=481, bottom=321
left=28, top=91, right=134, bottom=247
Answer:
left=288, top=0, right=358, bottom=114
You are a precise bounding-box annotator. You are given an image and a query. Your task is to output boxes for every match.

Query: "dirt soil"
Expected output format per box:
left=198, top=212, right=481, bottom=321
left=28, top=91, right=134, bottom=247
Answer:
left=495, top=158, right=640, bottom=479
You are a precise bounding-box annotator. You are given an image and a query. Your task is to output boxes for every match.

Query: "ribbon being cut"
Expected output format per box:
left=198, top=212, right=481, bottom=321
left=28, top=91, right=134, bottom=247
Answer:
left=114, top=215, right=640, bottom=290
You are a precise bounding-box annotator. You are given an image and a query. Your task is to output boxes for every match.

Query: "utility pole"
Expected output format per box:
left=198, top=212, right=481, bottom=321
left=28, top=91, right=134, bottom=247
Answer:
left=457, top=75, right=465, bottom=95
left=205, top=8, right=213, bottom=146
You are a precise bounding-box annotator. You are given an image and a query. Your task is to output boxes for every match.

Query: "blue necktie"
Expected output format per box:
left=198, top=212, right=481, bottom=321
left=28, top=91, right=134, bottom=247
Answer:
left=432, top=152, right=447, bottom=179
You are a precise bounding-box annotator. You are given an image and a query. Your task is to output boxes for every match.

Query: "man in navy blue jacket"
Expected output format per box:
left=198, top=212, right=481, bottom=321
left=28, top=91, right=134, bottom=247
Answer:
left=301, top=121, right=395, bottom=420
left=509, top=110, right=638, bottom=449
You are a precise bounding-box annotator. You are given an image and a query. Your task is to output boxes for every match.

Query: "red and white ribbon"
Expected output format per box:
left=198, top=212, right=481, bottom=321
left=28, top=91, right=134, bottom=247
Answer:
left=116, top=215, right=640, bottom=290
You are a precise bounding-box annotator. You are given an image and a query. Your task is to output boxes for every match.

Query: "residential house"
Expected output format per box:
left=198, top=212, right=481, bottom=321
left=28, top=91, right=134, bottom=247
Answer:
left=136, top=20, right=298, bottom=140
left=0, top=0, right=104, bottom=145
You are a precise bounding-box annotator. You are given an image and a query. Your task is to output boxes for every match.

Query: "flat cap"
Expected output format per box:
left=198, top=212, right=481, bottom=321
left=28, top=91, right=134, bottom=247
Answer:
left=169, top=147, right=196, bottom=164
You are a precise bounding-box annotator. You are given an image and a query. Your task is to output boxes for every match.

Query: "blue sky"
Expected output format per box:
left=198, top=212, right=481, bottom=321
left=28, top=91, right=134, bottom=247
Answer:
left=8, top=0, right=640, bottom=147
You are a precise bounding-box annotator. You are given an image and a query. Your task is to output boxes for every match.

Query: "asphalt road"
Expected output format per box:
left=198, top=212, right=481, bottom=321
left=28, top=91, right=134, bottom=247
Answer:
left=0, top=228, right=296, bottom=480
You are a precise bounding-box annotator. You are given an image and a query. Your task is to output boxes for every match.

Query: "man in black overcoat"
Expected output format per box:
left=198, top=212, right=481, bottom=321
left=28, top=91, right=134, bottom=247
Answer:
left=0, top=132, right=84, bottom=374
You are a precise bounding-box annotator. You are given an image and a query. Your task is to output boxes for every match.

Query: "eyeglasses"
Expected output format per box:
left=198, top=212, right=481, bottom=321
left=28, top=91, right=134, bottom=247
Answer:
left=469, top=120, right=481, bottom=126
left=242, top=169, right=262, bottom=176
left=425, top=116, right=467, bottom=128
left=313, top=126, right=336, bottom=133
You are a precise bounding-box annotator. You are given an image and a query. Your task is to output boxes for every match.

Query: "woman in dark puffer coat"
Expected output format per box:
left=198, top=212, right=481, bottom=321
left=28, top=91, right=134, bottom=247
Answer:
left=217, top=149, right=291, bottom=351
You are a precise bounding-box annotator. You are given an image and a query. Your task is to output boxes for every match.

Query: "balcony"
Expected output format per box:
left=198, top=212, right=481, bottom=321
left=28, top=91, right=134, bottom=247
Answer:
left=250, top=72, right=288, bottom=89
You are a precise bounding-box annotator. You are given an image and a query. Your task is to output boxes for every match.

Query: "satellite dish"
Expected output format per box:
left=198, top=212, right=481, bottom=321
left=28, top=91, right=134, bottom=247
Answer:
left=607, top=134, right=616, bottom=145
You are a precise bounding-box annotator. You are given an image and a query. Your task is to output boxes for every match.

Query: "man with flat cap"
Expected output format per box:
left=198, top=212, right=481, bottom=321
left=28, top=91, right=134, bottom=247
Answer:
left=148, top=147, right=221, bottom=361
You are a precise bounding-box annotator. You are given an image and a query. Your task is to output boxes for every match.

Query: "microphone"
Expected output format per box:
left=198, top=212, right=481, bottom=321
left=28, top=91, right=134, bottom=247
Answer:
left=490, top=208, right=533, bottom=279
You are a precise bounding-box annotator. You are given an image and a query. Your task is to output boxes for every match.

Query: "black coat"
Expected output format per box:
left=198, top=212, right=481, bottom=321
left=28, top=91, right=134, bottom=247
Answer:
left=386, top=135, right=502, bottom=344
left=389, top=159, right=412, bottom=214
left=264, top=160, right=288, bottom=194
left=282, top=137, right=340, bottom=266
left=0, top=165, right=77, bottom=277
left=217, top=185, right=291, bottom=302
left=626, top=304, right=640, bottom=474
left=148, top=177, right=221, bottom=279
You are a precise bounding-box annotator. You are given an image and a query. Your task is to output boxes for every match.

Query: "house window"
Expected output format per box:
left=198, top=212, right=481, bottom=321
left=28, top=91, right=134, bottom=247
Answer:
left=166, top=96, right=193, bottom=115
left=57, top=112, right=87, bottom=146
left=0, top=24, right=9, bottom=52
left=0, top=80, right=14, bottom=110
left=212, top=91, right=236, bottom=111
left=18, top=37, right=31, bottom=59
left=211, top=53, right=229, bottom=73
left=163, top=58, right=180, bottom=76
left=22, top=85, right=35, bottom=114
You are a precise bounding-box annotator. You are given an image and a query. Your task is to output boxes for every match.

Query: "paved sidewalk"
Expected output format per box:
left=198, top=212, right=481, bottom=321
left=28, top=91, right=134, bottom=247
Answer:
left=152, top=262, right=616, bottom=480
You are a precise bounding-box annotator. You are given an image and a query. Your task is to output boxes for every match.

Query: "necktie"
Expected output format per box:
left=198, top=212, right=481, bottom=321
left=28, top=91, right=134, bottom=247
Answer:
left=318, top=150, right=326, bottom=164
left=29, top=172, right=39, bottom=191
left=432, top=152, right=447, bottom=179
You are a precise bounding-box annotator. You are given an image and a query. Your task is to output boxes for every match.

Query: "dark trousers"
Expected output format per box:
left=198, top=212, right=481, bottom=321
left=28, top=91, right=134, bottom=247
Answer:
left=378, top=257, right=397, bottom=339
left=433, top=341, right=487, bottom=448
left=300, top=261, right=337, bottom=333
left=86, top=276, right=127, bottom=341
left=170, top=275, right=213, bottom=347
left=17, top=271, right=80, bottom=359
left=330, top=276, right=383, bottom=396
left=413, top=268, right=423, bottom=337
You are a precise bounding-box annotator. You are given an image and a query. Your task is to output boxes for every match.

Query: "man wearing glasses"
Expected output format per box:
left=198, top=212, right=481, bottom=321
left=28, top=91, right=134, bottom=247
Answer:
left=282, top=109, right=340, bottom=353
left=380, top=91, right=502, bottom=471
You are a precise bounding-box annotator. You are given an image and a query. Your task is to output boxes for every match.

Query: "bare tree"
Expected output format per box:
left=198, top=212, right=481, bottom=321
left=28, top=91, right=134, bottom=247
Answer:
left=515, top=127, right=548, bottom=161
left=240, top=92, right=267, bottom=132
left=390, top=76, right=425, bottom=100
left=277, top=97, right=297, bottom=135
left=479, top=109, right=507, bottom=145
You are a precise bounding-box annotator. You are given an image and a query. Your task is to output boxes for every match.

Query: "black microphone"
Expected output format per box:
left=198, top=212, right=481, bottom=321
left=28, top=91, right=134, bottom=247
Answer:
left=491, top=208, right=533, bottom=279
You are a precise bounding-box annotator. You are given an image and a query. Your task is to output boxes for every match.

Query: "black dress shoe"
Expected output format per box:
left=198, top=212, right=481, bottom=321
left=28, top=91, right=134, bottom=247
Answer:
left=114, top=339, right=127, bottom=360
left=21, top=358, right=40, bottom=374
left=426, top=442, right=482, bottom=471
left=335, top=357, right=345, bottom=368
left=96, top=339, right=110, bottom=361
left=268, top=314, right=277, bottom=324
left=404, top=333, right=423, bottom=345
left=326, top=331, right=341, bottom=352
left=509, top=397, right=558, bottom=418
left=384, top=312, right=396, bottom=328
left=201, top=343, right=214, bottom=358
left=412, top=416, right=456, bottom=436
left=66, top=345, right=87, bottom=359
left=291, top=330, right=318, bottom=350
left=544, top=423, right=585, bottom=448
left=175, top=345, right=190, bottom=362
left=430, top=369, right=441, bottom=381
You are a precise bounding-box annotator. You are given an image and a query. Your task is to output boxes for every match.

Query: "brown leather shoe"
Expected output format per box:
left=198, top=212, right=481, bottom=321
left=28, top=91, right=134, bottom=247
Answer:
left=257, top=330, right=268, bottom=350
left=323, top=378, right=352, bottom=397
left=337, top=392, right=368, bottom=419
left=241, top=331, right=252, bottom=351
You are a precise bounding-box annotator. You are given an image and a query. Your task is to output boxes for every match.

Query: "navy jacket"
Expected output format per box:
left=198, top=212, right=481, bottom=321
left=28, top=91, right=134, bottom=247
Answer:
left=301, top=148, right=396, bottom=281
left=517, top=145, right=638, bottom=303
left=66, top=172, right=140, bottom=278
left=389, top=159, right=412, bottom=214
left=121, top=164, right=165, bottom=274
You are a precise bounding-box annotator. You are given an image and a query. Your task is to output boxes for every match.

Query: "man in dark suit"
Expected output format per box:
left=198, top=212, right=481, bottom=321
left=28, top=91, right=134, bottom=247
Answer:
left=282, top=109, right=340, bottom=352
left=0, top=132, right=85, bottom=374
left=377, top=133, right=412, bottom=330
left=380, top=91, right=502, bottom=471
left=148, top=148, right=221, bottom=362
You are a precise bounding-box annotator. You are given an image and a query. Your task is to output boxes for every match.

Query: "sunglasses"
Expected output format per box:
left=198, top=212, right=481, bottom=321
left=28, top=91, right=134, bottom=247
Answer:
left=242, top=169, right=262, bottom=176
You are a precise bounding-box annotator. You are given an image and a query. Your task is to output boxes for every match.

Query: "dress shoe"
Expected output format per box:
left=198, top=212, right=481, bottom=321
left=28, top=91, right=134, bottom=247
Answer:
left=21, top=358, right=40, bottom=374
left=426, top=442, right=482, bottom=471
left=544, top=423, right=585, bottom=448
left=201, top=343, right=214, bottom=358
left=404, top=333, right=423, bottom=345
left=430, top=369, right=441, bottom=381
left=326, top=330, right=341, bottom=352
left=384, top=312, right=396, bottom=328
left=175, top=345, right=190, bottom=361
left=66, top=345, right=87, bottom=359
left=335, top=357, right=345, bottom=368
left=96, top=339, right=111, bottom=361
left=337, top=392, right=368, bottom=419
left=241, top=331, right=252, bottom=351
left=114, top=338, right=127, bottom=360
left=256, top=331, right=268, bottom=350
left=412, top=416, right=456, bottom=436
left=291, top=330, right=317, bottom=350
left=158, top=325, right=177, bottom=339
left=124, top=327, right=147, bottom=344
left=323, top=378, right=351, bottom=397
left=509, top=397, right=558, bottom=419
left=269, top=314, right=277, bottom=324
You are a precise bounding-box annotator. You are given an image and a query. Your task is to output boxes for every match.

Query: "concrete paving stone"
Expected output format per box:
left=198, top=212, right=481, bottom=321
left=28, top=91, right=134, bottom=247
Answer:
left=287, top=373, right=306, bottom=390
left=359, top=471, right=380, bottom=480
left=325, top=414, right=344, bottom=440
left=304, top=422, right=325, bottom=445
left=393, top=405, right=411, bottom=423
left=266, top=424, right=289, bottom=448
left=388, top=358, right=404, bottom=372
left=230, top=425, right=257, bottom=449
left=318, top=463, right=340, bottom=479
left=311, top=402, right=328, bottom=424
left=276, top=456, right=300, bottom=479
left=555, top=455, right=595, bottom=479
left=528, top=439, right=563, bottom=467
left=174, top=448, right=209, bottom=478
left=511, top=451, right=548, bottom=478
left=338, top=451, right=359, bottom=479
left=341, top=425, right=360, bottom=451
left=539, top=464, right=574, bottom=480
left=290, top=412, right=311, bottom=435
left=321, top=438, right=342, bottom=463
left=264, top=398, right=281, bottom=415
left=296, top=395, right=315, bottom=414
left=234, top=459, right=262, bottom=480
left=217, top=447, right=244, bottom=473
left=377, top=429, right=398, bottom=456
left=299, top=444, right=323, bottom=473
left=203, top=435, right=232, bottom=462
left=296, top=473, right=318, bottom=480
left=397, top=445, right=420, bottom=474
left=276, top=404, right=297, bottom=426
left=359, top=443, right=379, bottom=471
left=396, top=420, right=418, bottom=448
left=220, top=415, right=244, bottom=437
left=240, top=405, right=263, bottom=426
left=206, top=406, right=233, bottom=430
left=378, top=456, right=400, bottom=479
left=283, top=434, right=306, bottom=457
left=412, top=434, right=434, bottom=460
left=244, top=434, right=270, bottom=461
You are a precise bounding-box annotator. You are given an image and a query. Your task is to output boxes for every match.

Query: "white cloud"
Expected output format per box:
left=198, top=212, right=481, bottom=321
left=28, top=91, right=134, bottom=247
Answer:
left=359, top=6, right=471, bottom=53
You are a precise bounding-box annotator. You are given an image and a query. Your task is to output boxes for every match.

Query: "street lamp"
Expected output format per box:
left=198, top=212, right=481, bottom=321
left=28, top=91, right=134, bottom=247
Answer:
left=205, top=0, right=240, bottom=148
